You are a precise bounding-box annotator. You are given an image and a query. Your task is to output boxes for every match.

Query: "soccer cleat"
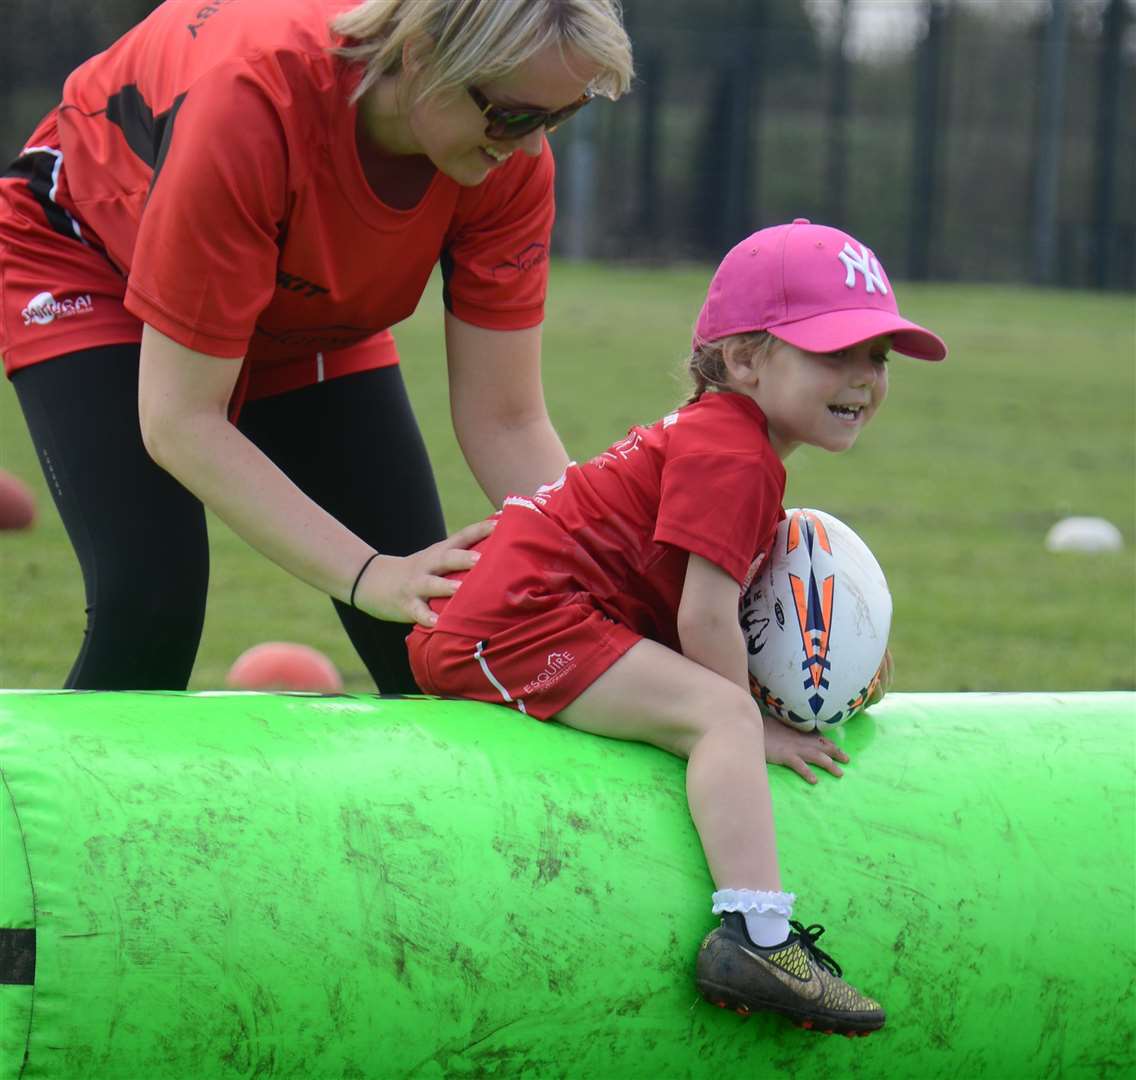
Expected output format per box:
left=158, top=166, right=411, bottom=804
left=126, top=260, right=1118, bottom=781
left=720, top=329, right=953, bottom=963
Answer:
left=696, top=914, right=885, bottom=1036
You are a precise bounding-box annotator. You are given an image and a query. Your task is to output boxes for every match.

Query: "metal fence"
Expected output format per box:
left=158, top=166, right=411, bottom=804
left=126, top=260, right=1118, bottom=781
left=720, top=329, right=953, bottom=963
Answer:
left=554, top=0, right=1135, bottom=289
left=2, top=0, right=1132, bottom=289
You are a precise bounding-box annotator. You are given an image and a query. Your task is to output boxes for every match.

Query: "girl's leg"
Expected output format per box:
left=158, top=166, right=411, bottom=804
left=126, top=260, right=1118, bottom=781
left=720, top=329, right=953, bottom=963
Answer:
left=237, top=367, right=447, bottom=694
left=558, top=637, right=780, bottom=891
left=12, top=346, right=209, bottom=689
left=558, top=637, right=885, bottom=1034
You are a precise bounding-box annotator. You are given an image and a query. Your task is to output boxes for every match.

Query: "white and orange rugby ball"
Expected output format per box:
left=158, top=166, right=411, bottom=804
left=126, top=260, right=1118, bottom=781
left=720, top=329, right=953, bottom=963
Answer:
left=741, top=508, right=891, bottom=733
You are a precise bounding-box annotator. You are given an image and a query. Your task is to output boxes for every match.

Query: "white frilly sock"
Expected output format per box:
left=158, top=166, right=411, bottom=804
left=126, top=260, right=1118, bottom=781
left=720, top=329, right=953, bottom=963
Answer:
left=712, top=887, right=796, bottom=947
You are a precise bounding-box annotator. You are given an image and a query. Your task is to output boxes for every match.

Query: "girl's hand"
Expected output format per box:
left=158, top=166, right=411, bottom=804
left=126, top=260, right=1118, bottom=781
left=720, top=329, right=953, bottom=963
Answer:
left=760, top=713, right=849, bottom=784
left=355, top=519, right=496, bottom=626
left=866, top=648, right=894, bottom=707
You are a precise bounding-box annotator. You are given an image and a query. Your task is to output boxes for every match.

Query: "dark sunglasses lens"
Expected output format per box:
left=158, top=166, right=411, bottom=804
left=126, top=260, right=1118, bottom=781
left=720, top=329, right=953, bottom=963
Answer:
left=480, top=91, right=591, bottom=140
left=488, top=112, right=547, bottom=140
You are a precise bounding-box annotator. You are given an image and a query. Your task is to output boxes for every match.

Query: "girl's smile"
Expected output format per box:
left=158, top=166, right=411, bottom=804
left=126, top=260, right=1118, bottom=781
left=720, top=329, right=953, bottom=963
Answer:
left=747, top=336, right=891, bottom=459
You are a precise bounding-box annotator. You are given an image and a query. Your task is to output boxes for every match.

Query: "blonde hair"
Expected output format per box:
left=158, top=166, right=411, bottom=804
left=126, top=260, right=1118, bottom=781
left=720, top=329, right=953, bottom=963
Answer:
left=332, top=0, right=634, bottom=106
left=684, top=332, right=773, bottom=406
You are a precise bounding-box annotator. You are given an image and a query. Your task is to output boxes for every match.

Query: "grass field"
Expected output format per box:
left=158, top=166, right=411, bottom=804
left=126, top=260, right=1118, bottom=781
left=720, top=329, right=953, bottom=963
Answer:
left=1, top=264, right=1133, bottom=692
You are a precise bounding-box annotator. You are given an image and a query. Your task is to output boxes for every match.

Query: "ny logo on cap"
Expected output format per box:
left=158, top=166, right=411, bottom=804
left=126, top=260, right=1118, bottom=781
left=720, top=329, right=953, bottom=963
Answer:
left=838, top=242, right=888, bottom=295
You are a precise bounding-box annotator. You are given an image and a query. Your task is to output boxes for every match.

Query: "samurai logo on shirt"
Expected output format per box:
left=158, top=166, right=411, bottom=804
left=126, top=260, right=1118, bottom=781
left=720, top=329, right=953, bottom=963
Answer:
left=21, top=292, right=94, bottom=326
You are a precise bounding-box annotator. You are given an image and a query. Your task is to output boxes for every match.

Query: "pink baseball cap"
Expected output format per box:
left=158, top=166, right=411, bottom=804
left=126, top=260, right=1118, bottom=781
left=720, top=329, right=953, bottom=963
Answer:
left=693, top=219, right=947, bottom=361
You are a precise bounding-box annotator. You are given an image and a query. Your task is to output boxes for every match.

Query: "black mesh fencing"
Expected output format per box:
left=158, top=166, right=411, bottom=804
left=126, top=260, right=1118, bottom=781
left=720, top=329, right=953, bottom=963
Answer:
left=552, top=0, right=1135, bottom=289
left=2, top=0, right=1131, bottom=289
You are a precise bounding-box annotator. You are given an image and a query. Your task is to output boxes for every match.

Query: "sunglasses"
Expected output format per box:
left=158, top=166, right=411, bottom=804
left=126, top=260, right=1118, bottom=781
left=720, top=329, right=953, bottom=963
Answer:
left=467, top=85, right=593, bottom=140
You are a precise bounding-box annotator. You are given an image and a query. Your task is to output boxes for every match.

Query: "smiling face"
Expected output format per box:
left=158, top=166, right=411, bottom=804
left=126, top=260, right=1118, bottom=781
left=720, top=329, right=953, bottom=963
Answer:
left=370, top=41, right=601, bottom=187
left=730, top=335, right=891, bottom=459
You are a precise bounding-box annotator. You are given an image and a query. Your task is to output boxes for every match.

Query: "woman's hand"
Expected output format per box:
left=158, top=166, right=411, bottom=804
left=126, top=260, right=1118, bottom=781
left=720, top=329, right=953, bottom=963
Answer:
left=760, top=713, right=850, bottom=784
left=866, top=648, right=894, bottom=707
left=354, top=520, right=496, bottom=626
left=137, top=325, right=497, bottom=627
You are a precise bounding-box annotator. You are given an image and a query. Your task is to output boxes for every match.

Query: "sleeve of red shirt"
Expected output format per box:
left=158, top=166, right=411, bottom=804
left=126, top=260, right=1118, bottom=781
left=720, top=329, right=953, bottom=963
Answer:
left=440, top=140, right=556, bottom=331
left=123, top=59, right=290, bottom=358
left=654, top=415, right=783, bottom=585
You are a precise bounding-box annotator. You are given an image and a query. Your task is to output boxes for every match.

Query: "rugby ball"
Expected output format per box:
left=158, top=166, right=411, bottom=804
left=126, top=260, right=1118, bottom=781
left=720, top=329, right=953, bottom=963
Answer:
left=226, top=642, right=344, bottom=694
left=741, top=508, right=890, bottom=732
left=0, top=469, right=36, bottom=531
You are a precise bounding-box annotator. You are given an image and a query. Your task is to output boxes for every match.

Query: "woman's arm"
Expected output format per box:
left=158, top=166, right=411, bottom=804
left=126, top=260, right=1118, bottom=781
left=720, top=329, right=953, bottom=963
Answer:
left=444, top=313, right=570, bottom=507
left=137, top=324, right=488, bottom=625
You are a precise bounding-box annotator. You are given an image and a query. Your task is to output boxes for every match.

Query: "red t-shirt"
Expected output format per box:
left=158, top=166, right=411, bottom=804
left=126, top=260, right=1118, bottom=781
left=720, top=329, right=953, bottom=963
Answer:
left=438, top=392, right=787, bottom=650
left=2, top=0, right=554, bottom=401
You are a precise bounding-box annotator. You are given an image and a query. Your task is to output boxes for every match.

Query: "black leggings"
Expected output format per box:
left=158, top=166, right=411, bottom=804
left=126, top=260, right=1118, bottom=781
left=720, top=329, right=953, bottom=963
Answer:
left=12, top=344, right=447, bottom=691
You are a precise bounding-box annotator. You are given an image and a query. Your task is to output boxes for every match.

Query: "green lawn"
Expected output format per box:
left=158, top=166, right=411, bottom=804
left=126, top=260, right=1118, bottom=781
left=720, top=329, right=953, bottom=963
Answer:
left=1, top=265, right=1133, bottom=692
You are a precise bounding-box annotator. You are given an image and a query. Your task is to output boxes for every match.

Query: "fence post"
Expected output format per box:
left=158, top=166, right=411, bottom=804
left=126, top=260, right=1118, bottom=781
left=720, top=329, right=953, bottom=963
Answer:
left=636, top=44, right=662, bottom=251
left=1092, top=0, right=1126, bottom=289
left=825, top=0, right=851, bottom=230
left=723, top=41, right=755, bottom=246
left=908, top=0, right=947, bottom=281
left=1031, top=0, right=1068, bottom=285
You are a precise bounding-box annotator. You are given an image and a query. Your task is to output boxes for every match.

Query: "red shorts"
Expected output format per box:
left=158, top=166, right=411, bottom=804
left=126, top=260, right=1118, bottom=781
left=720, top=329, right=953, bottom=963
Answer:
left=407, top=509, right=642, bottom=720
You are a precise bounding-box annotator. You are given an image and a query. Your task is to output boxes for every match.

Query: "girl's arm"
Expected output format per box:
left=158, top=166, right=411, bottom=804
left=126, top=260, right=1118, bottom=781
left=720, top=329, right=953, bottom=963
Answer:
left=677, top=552, right=848, bottom=783
left=676, top=553, right=752, bottom=693
left=137, top=324, right=489, bottom=625
left=444, top=314, right=570, bottom=506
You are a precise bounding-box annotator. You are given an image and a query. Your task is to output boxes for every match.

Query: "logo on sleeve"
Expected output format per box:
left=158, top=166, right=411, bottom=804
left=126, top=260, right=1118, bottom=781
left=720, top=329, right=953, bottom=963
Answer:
left=491, top=243, right=548, bottom=278
left=21, top=292, right=94, bottom=327
left=532, top=467, right=571, bottom=508
left=593, top=430, right=643, bottom=469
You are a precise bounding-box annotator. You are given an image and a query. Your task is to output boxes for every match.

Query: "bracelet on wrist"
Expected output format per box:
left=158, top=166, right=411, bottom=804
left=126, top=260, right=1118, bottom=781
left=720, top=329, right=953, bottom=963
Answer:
left=349, top=551, right=381, bottom=610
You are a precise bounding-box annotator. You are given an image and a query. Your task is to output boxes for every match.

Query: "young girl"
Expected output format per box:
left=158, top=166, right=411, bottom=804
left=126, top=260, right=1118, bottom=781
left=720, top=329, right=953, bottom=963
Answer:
left=407, top=218, right=947, bottom=1035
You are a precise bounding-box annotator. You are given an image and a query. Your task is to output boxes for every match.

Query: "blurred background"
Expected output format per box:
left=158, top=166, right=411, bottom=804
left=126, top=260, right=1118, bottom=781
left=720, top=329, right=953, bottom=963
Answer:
left=565, top=0, right=1136, bottom=289
left=2, top=0, right=1133, bottom=287
left=1, top=0, right=1133, bottom=692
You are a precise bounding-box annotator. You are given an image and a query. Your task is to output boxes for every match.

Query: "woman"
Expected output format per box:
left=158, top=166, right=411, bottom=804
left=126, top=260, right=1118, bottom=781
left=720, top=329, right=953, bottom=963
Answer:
left=0, top=0, right=633, bottom=691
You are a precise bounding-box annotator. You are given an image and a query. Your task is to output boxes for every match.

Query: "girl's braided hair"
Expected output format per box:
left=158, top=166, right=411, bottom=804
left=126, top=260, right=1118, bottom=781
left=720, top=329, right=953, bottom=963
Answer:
left=683, top=331, right=773, bottom=405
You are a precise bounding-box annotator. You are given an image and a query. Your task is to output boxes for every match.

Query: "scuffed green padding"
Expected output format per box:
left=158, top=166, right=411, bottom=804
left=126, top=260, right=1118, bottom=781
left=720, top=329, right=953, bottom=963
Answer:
left=0, top=749, right=35, bottom=1076
left=0, top=691, right=1132, bottom=1079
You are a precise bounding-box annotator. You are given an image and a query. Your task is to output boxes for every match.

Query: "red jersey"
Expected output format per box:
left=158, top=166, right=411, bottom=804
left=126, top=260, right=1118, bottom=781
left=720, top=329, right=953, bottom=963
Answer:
left=435, top=392, right=787, bottom=651
left=0, top=0, right=555, bottom=402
